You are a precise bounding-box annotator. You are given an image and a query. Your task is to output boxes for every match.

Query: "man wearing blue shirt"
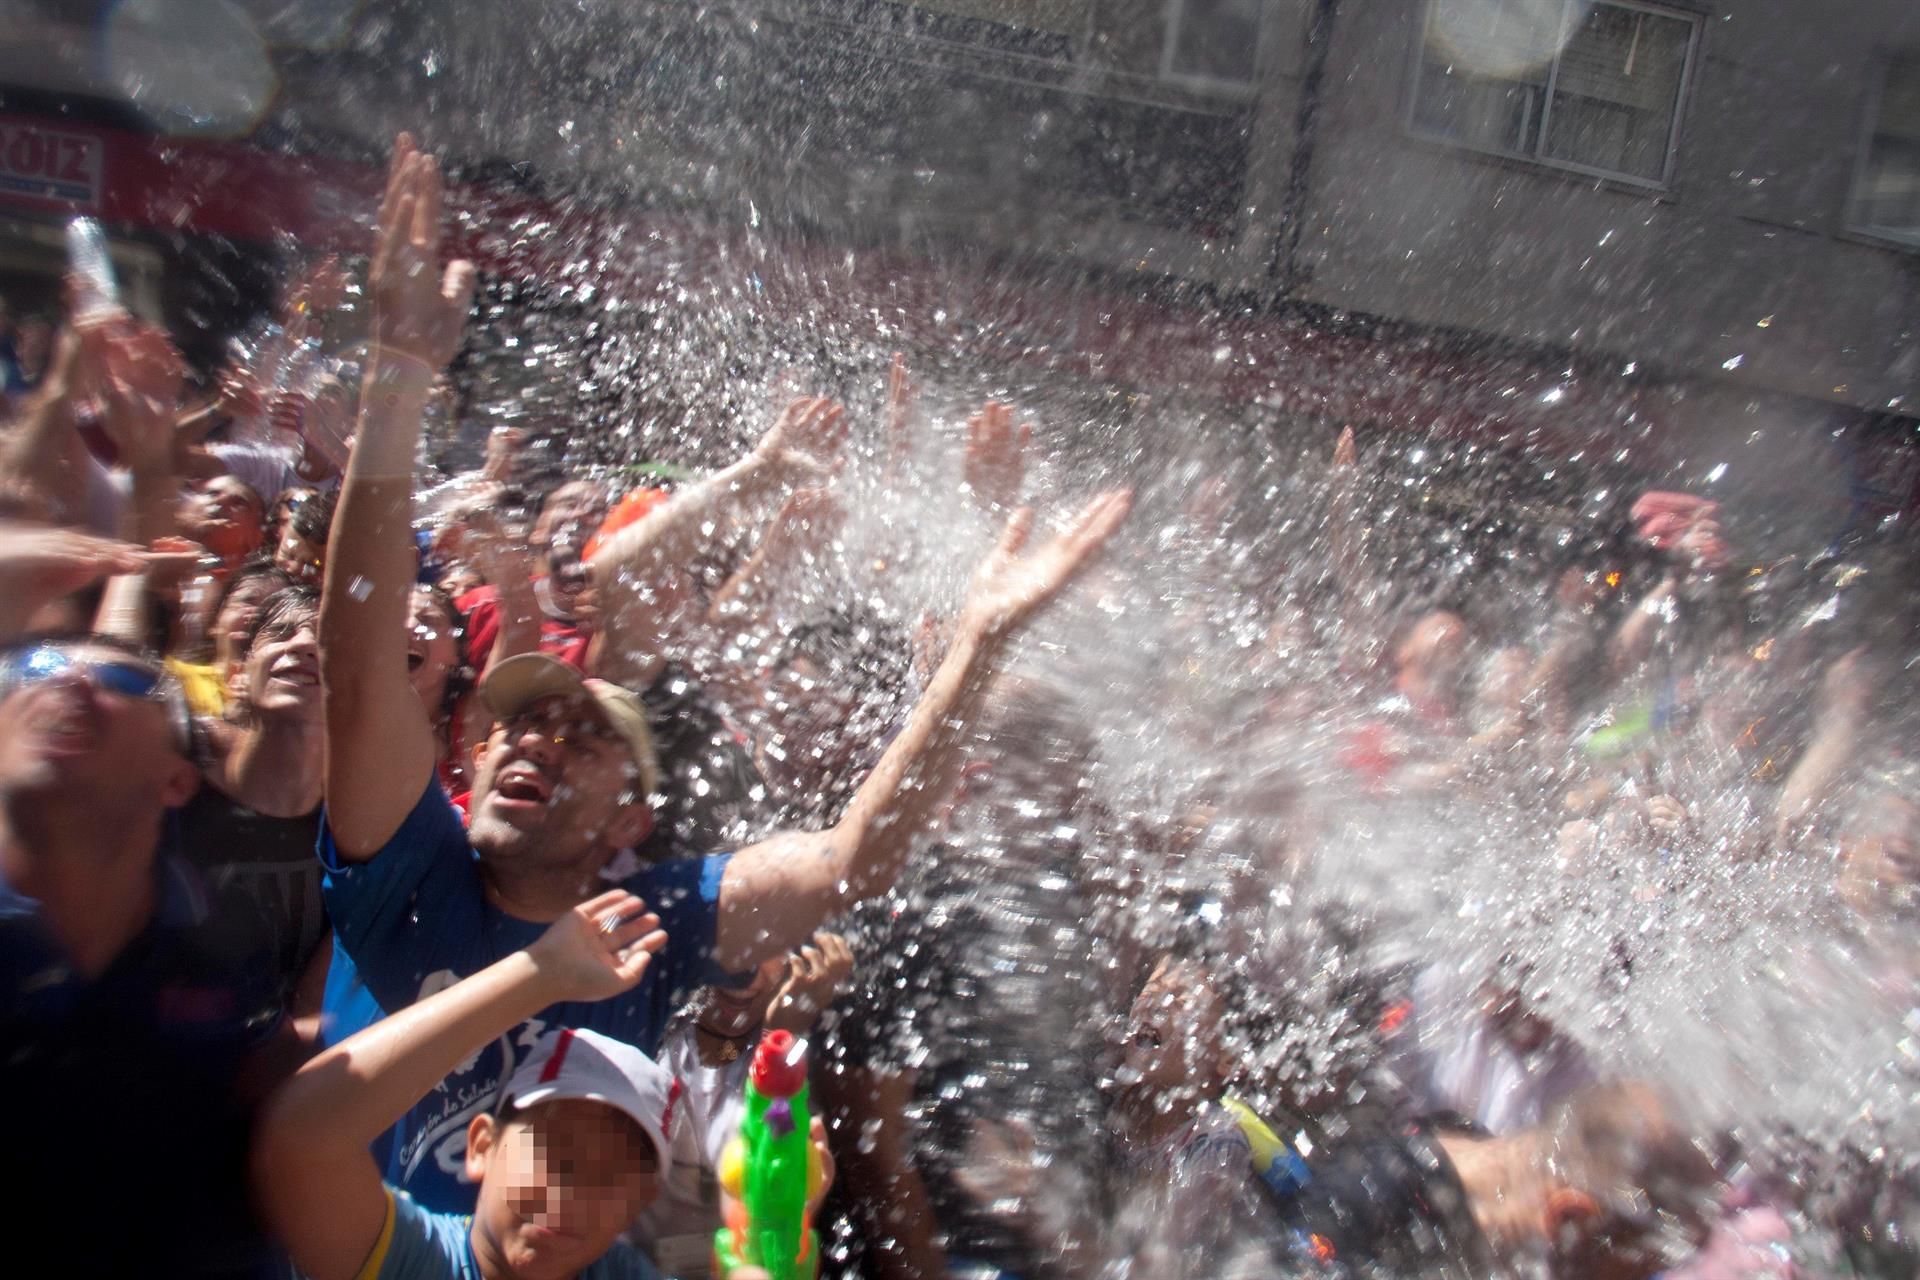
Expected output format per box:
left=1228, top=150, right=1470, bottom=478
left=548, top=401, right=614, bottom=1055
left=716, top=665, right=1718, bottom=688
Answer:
left=319, top=137, right=1132, bottom=1212
left=0, top=632, right=284, bottom=1277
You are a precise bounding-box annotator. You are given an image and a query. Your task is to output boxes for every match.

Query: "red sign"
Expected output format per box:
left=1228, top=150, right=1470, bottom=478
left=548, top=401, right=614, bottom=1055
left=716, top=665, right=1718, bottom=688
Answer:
left=0, top=119, right=104, bottom=212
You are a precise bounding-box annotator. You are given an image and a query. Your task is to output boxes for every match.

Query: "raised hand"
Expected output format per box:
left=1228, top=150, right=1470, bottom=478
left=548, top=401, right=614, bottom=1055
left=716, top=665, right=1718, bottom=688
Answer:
left=0, top=522, right=147, bottom=637
left=369, top=133, right=477, bottom=372
left=962, top=399, right=1031, bottom=515
left=481, top=424, right=525, bottom=483
left=283, top=254, right=349, bottom=334
left=526, top=889, right=666, bottom=1005
left=142, top=535, right=212, bottom=588
left=753, top=395, right=847, bottom=479
left=433, top=485, right=526, bottom=580
left=957, top=489, right=1131, bottom=641
left=77, top=317, right=185, bottom=474
left=765, top=932, right=854, bottom=1034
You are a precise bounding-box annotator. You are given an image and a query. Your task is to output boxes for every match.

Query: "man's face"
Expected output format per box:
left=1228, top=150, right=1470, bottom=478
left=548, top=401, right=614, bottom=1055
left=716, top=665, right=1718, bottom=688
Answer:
left=182, top=477, right=265, bottom=561
left=273, top=525, right=326, bottom=585
left=532, top=481, right=607, bottom=566
left=468, top=693, right=648, bottom=869
left=1115, top=957, right=1226, bottom=1111
left=469, top=1099, right=659, bottom=1280
left=238, top=604, right=321, bottom=722
left=533, top=482, right=607, bottom=613
left=0, top=643, right=194, bottom=808
left=695, top=955, right=788, bottom=1039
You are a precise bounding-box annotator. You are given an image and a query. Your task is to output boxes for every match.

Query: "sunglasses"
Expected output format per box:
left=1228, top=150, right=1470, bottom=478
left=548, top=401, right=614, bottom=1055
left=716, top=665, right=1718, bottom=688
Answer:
left=2, top=645, right=167, bottom=700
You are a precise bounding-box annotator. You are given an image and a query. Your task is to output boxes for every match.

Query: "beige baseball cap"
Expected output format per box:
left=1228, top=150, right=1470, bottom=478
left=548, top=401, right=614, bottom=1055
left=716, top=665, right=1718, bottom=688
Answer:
left=481, top=652, right=662, bottom=798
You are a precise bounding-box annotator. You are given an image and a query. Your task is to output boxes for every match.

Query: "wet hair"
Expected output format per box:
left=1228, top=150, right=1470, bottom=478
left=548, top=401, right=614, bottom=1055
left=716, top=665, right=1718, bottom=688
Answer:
left=771, top=608, right=912, bottom=705
left=241, top=585, right=321, bottom=656
left=288, top=488, right=338, bottom=546
left=212, top=558, right=294, bottom=620
left=264, top=486, right=320, bottom=543
left=1144, top=892, right=1388, bottom=1112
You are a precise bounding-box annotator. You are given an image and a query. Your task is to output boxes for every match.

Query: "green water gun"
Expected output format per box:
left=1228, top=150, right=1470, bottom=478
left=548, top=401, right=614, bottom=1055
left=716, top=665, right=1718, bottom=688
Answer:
left=714, top=1029, right=823, bottom=1280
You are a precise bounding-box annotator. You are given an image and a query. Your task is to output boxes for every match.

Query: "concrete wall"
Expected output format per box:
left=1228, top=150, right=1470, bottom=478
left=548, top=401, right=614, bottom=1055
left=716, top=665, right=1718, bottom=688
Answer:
left=1286, top=0, right=1920, bottom=414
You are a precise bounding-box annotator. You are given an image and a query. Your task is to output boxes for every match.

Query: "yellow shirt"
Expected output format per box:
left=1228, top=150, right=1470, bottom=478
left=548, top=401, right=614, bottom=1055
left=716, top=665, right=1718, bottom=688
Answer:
left=166, top=657, right=227, bottom=719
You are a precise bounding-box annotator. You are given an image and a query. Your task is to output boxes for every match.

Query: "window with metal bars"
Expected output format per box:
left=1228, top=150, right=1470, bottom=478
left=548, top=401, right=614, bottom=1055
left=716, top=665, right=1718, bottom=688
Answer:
left=1409, top=0, right=1698, bottom=187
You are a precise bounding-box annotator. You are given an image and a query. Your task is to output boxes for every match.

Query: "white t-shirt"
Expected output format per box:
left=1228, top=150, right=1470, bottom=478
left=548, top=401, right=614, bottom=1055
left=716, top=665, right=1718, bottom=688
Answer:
left=1392, top=964, right=1595, bottom=1135
left=209, top=439, right=339, bottom=505
left=635, top=1024, right=751, bottom=1279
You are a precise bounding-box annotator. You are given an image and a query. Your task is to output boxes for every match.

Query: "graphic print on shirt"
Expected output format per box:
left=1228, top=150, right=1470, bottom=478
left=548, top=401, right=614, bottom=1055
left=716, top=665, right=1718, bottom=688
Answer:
left=395, top=968, right=549, bottom=1185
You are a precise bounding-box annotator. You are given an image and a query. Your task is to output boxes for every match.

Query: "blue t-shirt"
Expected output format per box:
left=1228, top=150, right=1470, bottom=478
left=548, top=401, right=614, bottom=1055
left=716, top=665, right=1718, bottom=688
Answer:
left=1, top=855, right=283, bottom=1277
left=320, top=779, right=734, bottom=1214
left=360, top=1187, right=660, bottom=1280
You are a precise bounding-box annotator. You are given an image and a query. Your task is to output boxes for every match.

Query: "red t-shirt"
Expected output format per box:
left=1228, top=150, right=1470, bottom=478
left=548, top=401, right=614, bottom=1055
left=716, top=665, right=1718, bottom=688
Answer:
left=456, top=581, right=590, bottom=672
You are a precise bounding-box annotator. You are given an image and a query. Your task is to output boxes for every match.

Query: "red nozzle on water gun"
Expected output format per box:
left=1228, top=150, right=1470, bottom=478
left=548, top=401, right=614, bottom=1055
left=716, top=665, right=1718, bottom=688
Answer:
left=752, top=1028, right=808, bottom=1098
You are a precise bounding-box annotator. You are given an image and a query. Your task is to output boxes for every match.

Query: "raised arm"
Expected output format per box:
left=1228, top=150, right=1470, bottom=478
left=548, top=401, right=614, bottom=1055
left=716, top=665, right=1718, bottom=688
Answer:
left=588, top=396, right=843, bottom=687
left=252, top=890, right=663, bottom=1280
left=1775, top=646, right=1872, bottom=845
left=714, top=490, right=1131, bottom=970
left=0, top=522, right=144, bottom=642
left=84, top=316, right=188, bottom=547
left=319, top=135, right=476, bottom=857
left=0, top=326, right=93, bottom=525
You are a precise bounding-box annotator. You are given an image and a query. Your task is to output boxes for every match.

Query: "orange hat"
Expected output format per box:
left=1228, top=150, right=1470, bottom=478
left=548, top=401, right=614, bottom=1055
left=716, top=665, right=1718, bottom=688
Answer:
left=582, top=486, right=672, bottom=562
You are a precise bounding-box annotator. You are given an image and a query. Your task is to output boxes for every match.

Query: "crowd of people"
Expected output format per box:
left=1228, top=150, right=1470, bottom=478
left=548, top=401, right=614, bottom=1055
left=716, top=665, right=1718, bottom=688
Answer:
left=1, top=129, right=1914, bottom=1280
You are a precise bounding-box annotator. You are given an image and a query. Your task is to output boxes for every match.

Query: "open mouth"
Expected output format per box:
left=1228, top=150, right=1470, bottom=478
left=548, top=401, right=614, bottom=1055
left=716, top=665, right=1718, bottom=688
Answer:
left=516, top=1219, right=582, bottom=1246
left=28, top=694, right=100, bottom=756
left=493, top=766, right=554, bottom=806
left=406, top=649, right=427, bottom=672
left=269, top=657, right=320, bottom=687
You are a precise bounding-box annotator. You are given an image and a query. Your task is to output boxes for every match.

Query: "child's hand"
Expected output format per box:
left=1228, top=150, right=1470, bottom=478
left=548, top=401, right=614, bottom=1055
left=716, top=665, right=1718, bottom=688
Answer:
left=526, top=889, right=665, bottom=1004
left=955, top=1116, right=1039, bottom=1224
left=765, top=932, right=854, bottom=1034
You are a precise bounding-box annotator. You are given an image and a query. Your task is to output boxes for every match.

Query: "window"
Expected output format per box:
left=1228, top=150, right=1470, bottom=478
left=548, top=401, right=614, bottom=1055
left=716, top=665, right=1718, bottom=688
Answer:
left=1851, top=55, right=1920, bottom=246
left=1411, top=0, right=1697, bottom=186
left=1163, top=0, right=1263, bottom=90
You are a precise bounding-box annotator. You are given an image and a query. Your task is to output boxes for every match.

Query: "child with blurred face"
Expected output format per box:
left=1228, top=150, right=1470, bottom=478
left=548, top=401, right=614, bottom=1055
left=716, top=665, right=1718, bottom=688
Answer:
left=257, top=889, right=840, bottom=1280
left=254, top=890, right=679, bottom=1280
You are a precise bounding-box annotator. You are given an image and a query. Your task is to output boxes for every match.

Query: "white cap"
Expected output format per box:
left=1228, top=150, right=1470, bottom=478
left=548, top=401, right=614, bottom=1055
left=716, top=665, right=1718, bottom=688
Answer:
left=502, top=1027, right=681, bottom=1180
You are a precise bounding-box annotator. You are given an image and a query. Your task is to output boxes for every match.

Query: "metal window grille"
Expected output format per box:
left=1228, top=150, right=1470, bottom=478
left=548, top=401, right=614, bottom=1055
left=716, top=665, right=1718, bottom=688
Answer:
left=1410, top=0, right=1698, bottom=188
